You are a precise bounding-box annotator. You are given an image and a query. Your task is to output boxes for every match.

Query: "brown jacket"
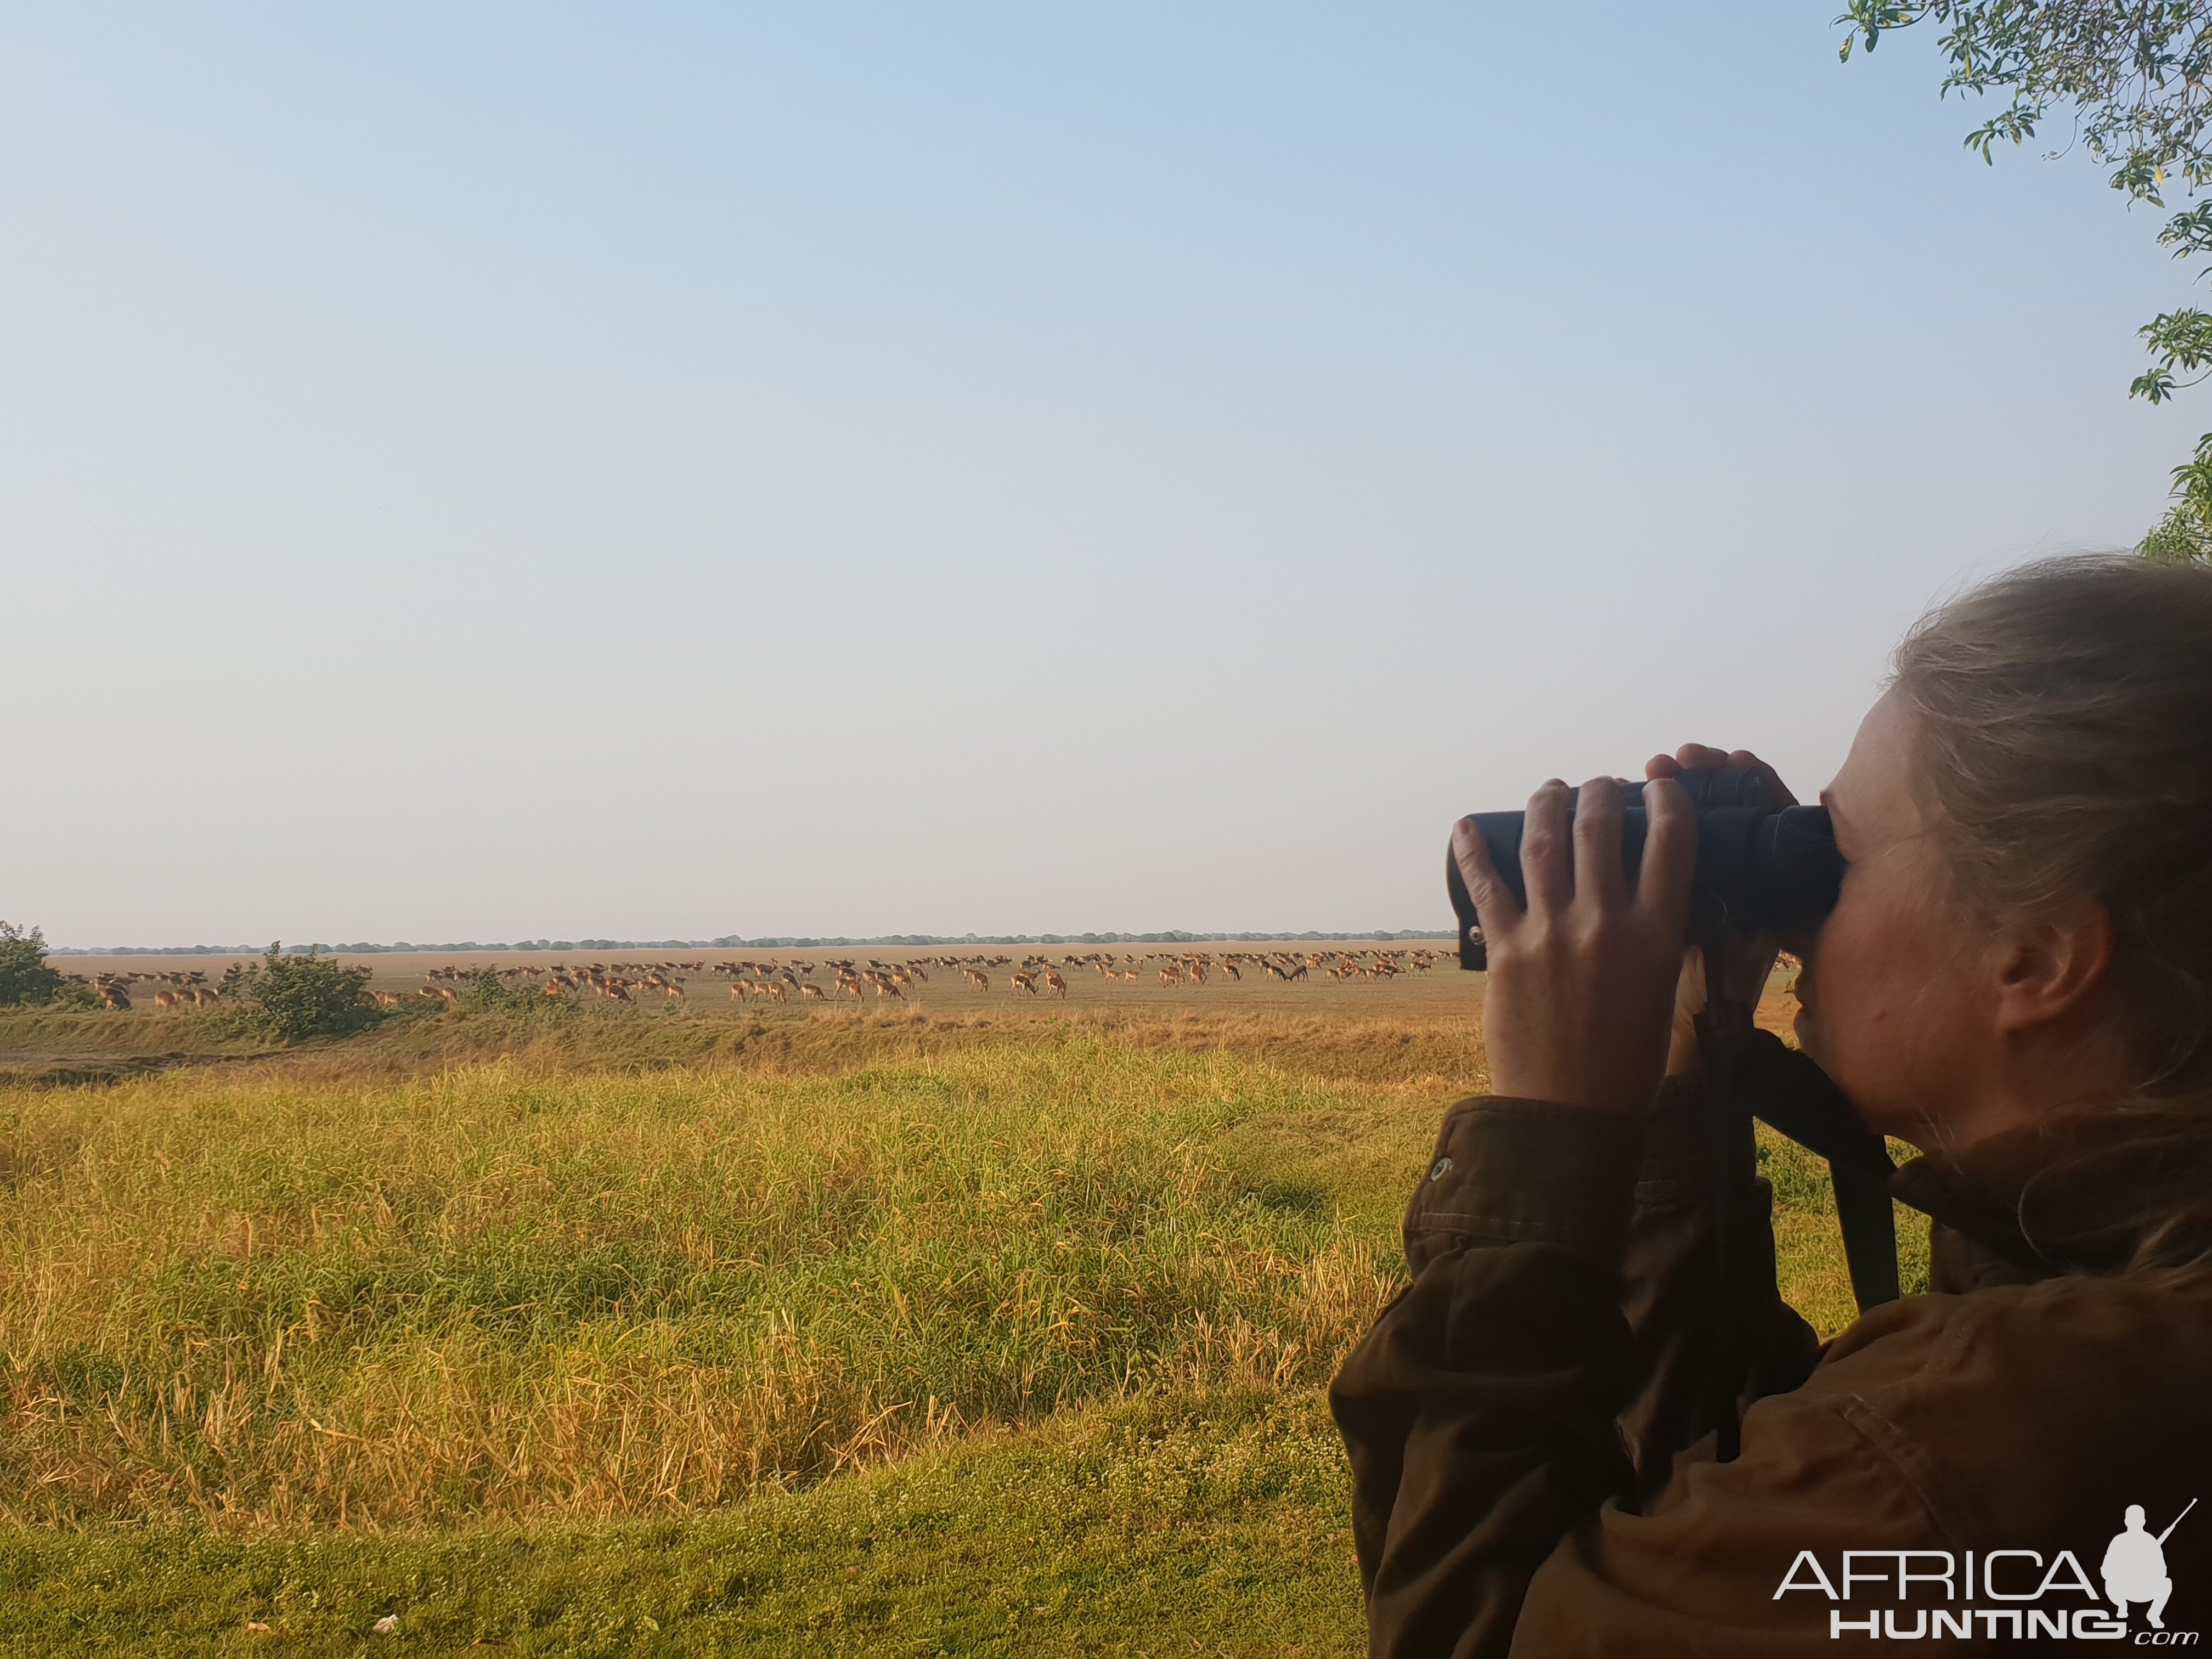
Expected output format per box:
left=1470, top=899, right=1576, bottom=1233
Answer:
left=1330, top=1031, right=2212, bottom=1655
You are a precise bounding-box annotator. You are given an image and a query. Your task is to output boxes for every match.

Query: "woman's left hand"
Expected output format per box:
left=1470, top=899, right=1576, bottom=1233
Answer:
left=1452, top=774, right=1697, bottom=1115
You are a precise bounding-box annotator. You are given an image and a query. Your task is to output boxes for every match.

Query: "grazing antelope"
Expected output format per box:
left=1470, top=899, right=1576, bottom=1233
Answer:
left=151, top=990, right=180, bottom=1012
left=372, top=991, right=402, bottom=1007
left=1010, top=971, right=1038, bottom=995
left=799, top=982, right=826, bottom=1000
left=190, top=986, right=221, bottom=1008
left=1043, top=969, right=1068, bottom=999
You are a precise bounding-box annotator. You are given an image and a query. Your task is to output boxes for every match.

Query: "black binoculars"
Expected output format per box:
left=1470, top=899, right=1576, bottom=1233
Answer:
left=1445, top=767, right=1844, bottom=970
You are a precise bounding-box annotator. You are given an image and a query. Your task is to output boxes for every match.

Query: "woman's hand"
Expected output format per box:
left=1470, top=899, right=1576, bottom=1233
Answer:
left=1452, top=774, right=1696, bottom=1115
left=1644, top=744, right=1794, bottom=1077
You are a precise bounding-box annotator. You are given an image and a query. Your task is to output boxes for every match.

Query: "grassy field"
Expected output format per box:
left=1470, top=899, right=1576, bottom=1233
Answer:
left=0, top=966, right=1920, bottom=1655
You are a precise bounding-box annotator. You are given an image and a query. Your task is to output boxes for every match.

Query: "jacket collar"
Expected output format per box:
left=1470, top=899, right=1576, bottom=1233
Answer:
left=1891, top=1102, right=2212, bottom=1278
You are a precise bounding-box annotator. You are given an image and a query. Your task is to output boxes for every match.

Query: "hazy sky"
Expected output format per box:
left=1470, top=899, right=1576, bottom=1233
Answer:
left=2, top=4, right=2194, bottom=946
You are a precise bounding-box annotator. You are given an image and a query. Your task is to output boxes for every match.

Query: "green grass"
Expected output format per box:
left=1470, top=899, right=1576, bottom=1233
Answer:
left=0, top=1388, right=1357, bottom=1657
left=0, top=1013, right=1910, bottom=1654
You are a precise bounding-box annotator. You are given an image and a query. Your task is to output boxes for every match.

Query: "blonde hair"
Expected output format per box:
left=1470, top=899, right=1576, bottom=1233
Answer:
left=1892, top=556, right=2212, bottom=1278
left=1892, top=554, right=2212, bottom=1098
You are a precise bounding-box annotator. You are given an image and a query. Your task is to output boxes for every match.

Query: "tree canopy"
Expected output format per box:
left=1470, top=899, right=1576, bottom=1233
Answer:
left=1840, top=1, right=2212, bottom=557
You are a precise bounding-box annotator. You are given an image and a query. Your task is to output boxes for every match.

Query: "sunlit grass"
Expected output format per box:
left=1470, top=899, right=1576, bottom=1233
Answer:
left=0, top=992, right=1901, bottom=1654
left=0, top=1041, right=1427, bottom=1527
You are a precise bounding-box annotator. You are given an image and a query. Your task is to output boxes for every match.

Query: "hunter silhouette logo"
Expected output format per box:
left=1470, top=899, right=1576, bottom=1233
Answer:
left=2106, top=1500, right=2196, bottom=1632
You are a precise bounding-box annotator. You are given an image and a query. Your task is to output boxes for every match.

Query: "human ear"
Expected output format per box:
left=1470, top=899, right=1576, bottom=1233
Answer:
left=1991, top=904, right=2115, bottom=1034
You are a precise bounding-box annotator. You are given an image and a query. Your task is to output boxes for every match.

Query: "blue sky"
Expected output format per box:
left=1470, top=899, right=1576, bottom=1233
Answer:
left=2, top=4, right=2196, bottom=945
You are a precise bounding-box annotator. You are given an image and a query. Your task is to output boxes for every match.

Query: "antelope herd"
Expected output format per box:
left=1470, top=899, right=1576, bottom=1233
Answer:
left=69, top=946, right=1438, bottom=1014
left=426, top=946, right=1440, bottom=1005
left=54, top=967, right=218, bottom=1012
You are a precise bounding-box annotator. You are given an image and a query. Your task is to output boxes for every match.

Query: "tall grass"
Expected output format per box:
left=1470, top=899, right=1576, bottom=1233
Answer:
left=0, top=1039, right=1427, bottom=1528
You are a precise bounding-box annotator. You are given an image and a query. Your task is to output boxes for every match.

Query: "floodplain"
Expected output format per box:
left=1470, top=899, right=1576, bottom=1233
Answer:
left=0, top=945, right=1917, bottom=1656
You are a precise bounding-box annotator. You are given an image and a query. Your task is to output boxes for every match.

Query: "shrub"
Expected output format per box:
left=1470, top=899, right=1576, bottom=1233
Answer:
left=0, top=921, right=62, bottom=1007
left=449, top=965, right=574, bottom=1026
left=227, top=943, right=379, bottom=1042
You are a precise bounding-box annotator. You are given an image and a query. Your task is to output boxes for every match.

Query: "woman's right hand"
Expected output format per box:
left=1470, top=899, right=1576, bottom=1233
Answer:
left=1452, top=774, right=1697, bottom=1115
left=1644, top=744, right=1796, bottom=1076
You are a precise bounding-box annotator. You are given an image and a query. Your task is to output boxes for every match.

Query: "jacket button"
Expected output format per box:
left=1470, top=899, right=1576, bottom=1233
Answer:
left=1429, top=1156, right=1453, bottom=1181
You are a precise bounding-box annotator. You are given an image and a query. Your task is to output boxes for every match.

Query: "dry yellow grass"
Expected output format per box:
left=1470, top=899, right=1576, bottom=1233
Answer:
left=0, top=973, right=1925, bottom=1654
left=0, top=1037, right=1430, bottom=1528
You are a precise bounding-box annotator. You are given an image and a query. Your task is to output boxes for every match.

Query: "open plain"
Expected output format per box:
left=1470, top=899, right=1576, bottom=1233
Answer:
left=0, top=945, right=1916, bottom=1656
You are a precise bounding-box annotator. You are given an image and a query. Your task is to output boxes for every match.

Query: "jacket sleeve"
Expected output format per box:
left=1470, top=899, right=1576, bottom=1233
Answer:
left=1328, top=1084, right=1821, bottom=1659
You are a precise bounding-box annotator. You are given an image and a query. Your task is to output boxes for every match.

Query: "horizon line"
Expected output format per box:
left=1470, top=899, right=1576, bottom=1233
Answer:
left=49, top=929, right=1458, bottom=957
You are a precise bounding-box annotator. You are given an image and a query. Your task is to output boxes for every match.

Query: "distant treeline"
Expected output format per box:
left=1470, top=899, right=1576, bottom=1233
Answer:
left=54, top=929, right=1455, bottom=956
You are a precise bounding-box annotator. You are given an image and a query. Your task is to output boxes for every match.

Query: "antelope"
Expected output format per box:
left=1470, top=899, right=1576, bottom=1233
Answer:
left=799, top=982, right=826, bottom=1000
left=964, top=968, right=990, bottom=991
left=190, top=986, right=221, bottom=1008
left=1043, top=969, right=1068, bottom=999
left=151, top=990, right=180, bottom=1012
left=663, top=981, right=686, bottom=1002
left=1010, top=971, right=1038, bottom=995
left=372, top=991, right=402, bottom=1007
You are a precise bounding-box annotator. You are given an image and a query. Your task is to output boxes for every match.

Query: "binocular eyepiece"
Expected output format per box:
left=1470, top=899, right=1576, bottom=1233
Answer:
left=1446, top=767, right=1843, bottom=970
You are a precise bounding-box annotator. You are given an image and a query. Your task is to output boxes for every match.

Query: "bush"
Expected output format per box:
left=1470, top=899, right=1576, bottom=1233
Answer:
left=0, top=921, right=62, bottom=1007
left=227, top=943, right=379, bottom=1042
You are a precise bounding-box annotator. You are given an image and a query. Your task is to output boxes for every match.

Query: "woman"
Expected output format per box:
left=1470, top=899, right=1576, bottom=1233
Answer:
left=1331, top=555, right=2212, bottom=1655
